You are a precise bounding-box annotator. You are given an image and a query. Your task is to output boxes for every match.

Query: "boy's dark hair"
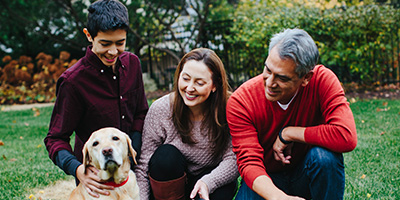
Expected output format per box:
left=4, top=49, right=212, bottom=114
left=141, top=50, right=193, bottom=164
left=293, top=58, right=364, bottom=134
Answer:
left=87, top=0, right=129, bottom=38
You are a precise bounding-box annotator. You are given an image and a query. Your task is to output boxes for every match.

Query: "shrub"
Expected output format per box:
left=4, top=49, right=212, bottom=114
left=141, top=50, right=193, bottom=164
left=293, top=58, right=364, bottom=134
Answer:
left=228, top=0, right=400, bottom=84
left=0, top=52, right=77, bottom=104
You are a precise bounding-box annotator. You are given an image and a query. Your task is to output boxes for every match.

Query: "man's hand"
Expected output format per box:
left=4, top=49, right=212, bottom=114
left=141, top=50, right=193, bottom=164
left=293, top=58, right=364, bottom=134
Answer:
left=273, top=138, right=293, bottom=165
left=76, top=164, right=114, bottom=198
left=273, top=127, right=293, bottom=165
left=190, top=180, right=210, bottom=200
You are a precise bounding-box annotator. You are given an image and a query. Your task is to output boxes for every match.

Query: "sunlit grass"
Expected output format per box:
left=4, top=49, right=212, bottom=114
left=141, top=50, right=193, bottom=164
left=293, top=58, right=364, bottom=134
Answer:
left=0, top=99, right=399, bottom=199
left=0, top=106, right=69, bottom=199
left=345, top=99, right=400, bottom=199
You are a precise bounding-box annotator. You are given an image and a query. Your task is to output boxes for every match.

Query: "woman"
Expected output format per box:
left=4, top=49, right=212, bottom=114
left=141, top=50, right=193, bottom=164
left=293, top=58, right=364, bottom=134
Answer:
left=135, top=48, right=239, bottom=200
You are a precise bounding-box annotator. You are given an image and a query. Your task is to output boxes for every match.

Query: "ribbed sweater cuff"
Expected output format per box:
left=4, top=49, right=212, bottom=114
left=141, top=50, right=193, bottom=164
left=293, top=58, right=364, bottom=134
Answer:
left=55, top=150, right=81, bottom=178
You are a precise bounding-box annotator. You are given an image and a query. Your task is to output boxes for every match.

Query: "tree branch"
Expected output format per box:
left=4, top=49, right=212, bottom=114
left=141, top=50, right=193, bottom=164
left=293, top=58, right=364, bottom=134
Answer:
left=129, top=27, right=181, bottom=62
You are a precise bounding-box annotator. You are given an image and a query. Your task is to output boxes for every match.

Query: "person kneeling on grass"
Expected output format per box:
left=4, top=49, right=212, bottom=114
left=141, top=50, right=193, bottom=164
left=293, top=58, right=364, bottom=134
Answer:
left=135, top=48, right=239, bottom=200
left=44, top=0, right=148, bottom=198
left=227, top=28, right=357, bottom=200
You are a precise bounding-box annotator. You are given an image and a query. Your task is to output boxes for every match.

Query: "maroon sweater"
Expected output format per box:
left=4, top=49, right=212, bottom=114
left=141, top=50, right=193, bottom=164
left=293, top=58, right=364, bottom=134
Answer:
left=227, top=65, right=357, bottom=189
left=44, top=46, right=148, bottom=165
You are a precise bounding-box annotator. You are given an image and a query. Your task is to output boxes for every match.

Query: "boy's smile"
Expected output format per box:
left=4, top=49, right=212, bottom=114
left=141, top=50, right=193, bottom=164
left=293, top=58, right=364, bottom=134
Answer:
left=85, top=28, right=127, bottom=68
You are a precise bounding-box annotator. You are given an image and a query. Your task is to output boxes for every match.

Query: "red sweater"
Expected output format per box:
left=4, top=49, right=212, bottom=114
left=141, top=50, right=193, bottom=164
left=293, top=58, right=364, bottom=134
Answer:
left=226, top=65, right=357, bottom=189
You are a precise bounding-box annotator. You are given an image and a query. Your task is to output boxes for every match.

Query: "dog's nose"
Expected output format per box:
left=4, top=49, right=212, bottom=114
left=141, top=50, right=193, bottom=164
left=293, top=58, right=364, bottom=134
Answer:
left=102, top=147, right=113, bottom=156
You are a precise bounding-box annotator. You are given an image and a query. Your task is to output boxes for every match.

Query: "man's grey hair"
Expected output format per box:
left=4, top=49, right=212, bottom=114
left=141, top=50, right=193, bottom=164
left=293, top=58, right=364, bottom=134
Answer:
left=269, top=28, right=319, bottom=77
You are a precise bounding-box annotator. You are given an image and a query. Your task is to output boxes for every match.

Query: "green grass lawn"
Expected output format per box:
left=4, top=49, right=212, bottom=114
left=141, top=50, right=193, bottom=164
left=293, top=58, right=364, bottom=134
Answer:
left=344, top=99, right=400, bottom=199
left=0, top=99, right=399, bottom=199
left=0, top=106, right=70, bottom=199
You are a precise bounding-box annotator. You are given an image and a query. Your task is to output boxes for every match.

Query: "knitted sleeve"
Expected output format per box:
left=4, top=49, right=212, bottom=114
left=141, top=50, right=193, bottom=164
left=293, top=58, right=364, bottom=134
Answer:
left=134, top=95, right=169, bottom=200
left=199, top=139, right=239, bottom=193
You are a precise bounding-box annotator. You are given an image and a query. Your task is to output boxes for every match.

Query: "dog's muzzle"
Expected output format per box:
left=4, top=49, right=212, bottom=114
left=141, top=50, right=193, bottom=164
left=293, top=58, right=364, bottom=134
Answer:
left=102, top=147, right=120, bottom=172
left=105, top=160, right=119, bottom=173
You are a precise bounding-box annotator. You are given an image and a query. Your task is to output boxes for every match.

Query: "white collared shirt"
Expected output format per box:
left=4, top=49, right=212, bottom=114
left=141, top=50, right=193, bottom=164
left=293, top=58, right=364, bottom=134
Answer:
left=277, top=89, right=299, bottom=110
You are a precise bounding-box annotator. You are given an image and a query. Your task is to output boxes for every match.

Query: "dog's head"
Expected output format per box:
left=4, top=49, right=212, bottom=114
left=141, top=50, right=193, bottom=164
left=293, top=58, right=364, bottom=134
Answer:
left=82, top=127, right=137, bottom=182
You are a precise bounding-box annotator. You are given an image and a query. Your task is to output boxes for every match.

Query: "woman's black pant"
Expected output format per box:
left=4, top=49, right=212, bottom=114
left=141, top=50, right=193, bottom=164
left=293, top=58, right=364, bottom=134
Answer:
left=149, top=144, right=237, bottom=200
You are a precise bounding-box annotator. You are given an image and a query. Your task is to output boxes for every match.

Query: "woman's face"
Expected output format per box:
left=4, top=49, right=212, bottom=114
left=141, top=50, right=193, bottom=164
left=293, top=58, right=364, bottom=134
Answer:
left=178, top=60, right=216, bottom=113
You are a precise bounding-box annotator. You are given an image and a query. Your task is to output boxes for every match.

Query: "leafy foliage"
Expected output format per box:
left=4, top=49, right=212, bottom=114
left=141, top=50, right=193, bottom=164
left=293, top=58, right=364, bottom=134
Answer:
left=0, top=0, right=89, bottom=59
left=0, top=52, right=77, bottom=104
left=0, top=0, right=234, bottom=63
left=228, top=0, right=400, bottom=84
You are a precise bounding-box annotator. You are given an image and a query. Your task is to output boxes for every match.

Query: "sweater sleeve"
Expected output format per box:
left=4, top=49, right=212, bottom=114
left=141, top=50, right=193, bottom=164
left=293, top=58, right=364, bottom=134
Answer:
left=226, top=82, right=268, bottom=190
left=199, top=139, right=239, bottom=194
left=129, top=54, right=149, bottom=133
left=44, top=77, right=84, bottom=164
left=134, top=97, right=167, bottom=200
left=304, top=66, right=357, bottom=152
left=55, top=149, right=81, bottom=177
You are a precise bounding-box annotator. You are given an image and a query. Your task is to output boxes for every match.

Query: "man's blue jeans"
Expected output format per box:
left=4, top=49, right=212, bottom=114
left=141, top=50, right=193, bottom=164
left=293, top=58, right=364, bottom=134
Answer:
left=235, top=147, right=345, bottom=200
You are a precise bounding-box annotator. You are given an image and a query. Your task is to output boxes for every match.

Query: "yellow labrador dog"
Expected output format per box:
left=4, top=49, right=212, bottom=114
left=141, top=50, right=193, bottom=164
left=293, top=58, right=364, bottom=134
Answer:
left=69, top=127, right=140, bottom=200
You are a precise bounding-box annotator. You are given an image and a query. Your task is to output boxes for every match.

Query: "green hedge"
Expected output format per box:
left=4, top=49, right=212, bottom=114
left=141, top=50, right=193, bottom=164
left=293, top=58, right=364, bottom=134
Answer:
left=227, top=0, right=400, bottom=84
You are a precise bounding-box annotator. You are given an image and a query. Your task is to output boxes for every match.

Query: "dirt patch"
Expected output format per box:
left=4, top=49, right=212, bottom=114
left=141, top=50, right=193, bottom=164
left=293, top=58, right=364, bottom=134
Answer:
left=343, top=83, right=400, bottom=100
left=29, top=178, right=75, bottom=200
left=1, top=102, right=54, bottom=112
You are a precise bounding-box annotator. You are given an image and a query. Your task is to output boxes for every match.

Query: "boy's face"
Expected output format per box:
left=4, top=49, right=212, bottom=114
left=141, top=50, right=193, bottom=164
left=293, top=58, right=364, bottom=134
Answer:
left=85, top=29, right=127, bottom=67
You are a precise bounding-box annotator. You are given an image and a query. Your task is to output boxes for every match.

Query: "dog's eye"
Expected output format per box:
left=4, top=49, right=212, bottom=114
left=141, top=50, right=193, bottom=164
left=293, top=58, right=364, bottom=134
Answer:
left=93, top=141, right=99, bottom=146
left=112, top=136, right=119, bottom=141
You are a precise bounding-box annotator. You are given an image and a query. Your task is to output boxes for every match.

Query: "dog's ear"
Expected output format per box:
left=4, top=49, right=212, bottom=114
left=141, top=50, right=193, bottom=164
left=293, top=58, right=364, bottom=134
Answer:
left=125, top=134, right=137, bottom=165
left=82, top=141, right=91, bottom=173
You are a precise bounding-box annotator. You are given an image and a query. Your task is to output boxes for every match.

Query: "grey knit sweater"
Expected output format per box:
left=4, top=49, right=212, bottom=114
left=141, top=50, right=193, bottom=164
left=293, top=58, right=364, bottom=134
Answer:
left=134, top=94, right=239, bottom=199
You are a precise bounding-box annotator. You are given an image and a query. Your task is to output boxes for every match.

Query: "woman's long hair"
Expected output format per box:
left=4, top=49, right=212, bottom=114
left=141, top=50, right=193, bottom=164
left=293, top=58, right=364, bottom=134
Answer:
left=172, top=48, right=231, bottom=159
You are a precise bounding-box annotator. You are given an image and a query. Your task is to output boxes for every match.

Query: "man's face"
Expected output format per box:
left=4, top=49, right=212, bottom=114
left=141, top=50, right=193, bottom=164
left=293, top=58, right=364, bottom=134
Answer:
left=263, top=47, right=311, bottom=104
left=89, top=29, right=126, bottom=67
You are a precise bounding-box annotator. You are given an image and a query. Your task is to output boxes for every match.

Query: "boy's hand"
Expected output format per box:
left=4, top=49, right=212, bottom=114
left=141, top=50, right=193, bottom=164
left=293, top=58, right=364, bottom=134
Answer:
left=76, top=164, right=114, bottom=197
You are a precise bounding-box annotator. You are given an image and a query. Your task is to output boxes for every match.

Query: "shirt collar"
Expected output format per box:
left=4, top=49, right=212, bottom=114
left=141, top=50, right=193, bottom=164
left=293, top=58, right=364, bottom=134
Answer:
left=277, top=89, right=299, bottom=110
left=85, top=45, right=124, bottom=72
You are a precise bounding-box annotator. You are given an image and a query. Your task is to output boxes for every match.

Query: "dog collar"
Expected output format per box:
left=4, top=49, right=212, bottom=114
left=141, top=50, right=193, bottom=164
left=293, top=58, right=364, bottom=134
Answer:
left=103, top=175, right=129, bottom=187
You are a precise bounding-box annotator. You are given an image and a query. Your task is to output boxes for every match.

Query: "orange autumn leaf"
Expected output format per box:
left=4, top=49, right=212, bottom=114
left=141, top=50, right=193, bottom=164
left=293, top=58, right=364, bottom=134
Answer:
left=34, top=111, right=40, bottom=117
left=32, top=107, right=40, bottom=117
left=376, top=108, right=388, bottom=112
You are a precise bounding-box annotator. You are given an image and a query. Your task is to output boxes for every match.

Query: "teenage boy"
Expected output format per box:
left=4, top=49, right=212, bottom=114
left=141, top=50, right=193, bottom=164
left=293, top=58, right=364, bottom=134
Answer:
left=44, top=0, right=148, bottom=197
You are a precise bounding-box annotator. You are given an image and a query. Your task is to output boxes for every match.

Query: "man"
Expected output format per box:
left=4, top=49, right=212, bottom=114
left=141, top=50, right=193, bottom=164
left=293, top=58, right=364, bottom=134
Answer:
left=44, top=0, right=148, bottom=198
left=227, top=28, right=357, bottom=200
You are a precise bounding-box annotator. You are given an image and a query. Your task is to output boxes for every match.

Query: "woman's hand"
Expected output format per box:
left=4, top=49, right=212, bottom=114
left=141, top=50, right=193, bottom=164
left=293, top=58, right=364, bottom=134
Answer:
left=76, top=164, right=114, bottom=198
left=190, top=180, right=210, bottom=200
